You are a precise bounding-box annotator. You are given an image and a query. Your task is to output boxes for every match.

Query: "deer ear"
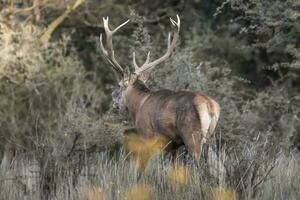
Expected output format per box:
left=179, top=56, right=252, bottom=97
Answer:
left=123, top=67, right=131, bottom=78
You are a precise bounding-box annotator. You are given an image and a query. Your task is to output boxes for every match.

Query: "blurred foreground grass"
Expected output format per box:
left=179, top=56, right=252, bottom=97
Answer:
left=0, top=148, right=299, bottom=200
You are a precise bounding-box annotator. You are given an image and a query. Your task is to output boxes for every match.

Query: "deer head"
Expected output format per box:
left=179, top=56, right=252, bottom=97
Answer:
left=99, top=15, right=180, bottom=112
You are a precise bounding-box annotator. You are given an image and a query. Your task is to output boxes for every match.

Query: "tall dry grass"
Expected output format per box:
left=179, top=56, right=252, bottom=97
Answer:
left=0, top=144, right=299, bottom=200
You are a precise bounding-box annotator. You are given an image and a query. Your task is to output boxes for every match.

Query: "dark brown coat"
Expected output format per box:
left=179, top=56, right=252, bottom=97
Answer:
left=125, top=80, right=220, bottom=160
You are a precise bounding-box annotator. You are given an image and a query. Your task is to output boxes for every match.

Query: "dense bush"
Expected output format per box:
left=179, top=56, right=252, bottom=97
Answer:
left=0, top=20, right=123, bottom=198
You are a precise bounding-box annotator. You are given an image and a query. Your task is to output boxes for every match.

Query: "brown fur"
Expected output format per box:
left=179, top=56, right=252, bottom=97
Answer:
left=125, top=78, right=220, bottom=161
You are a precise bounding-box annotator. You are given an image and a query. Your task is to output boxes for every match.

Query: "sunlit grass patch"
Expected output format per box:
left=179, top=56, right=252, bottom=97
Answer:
left=211, top=186, right=238, bottom=200
left=168, top=164, right=191, bottom=187
left=124, top=134, right=170, bottom=172
left=84, top=186, right=105, bottom=200
left=124, top=184, right=152, bottom=200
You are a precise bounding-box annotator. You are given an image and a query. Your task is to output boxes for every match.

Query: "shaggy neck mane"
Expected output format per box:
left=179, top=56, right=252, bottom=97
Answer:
left=132, top=79, right=150, bottom=94
left=126, top=79, right=150, bottom=120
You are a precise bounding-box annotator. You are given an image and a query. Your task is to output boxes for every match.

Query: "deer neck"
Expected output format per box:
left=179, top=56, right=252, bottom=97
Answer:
left=125, top=80, right=150, bottom=120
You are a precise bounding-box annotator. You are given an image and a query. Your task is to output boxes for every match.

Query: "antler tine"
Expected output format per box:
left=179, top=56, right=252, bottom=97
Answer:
left=99, top=34, right=108, bottom=56
left=133, top=15, right=180, bottom=75
left=113, top=19, right=130, bottom=33
left=99, top=17, right=130, bottom=77
left=132, top=52, right=139, bottom=70
left=138, top=52, right=151, bottom=68
left=143, top=52, right=151, bottom=66
left=132, top=51, right=151, bottom=70
left=170, top=14, right=180, bottom=31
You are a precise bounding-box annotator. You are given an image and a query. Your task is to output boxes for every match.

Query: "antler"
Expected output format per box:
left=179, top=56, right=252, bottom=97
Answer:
left=99, top=17, right=130, bottom=77
left=133, top=15, right=180, bottom=76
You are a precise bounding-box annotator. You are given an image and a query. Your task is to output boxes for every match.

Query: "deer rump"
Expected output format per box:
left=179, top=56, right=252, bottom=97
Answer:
left=135, top=90, right=218, bottom=151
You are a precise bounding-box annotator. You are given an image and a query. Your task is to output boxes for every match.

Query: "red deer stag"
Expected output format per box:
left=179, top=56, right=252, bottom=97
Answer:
left=99, top=15, right=220, bottom=161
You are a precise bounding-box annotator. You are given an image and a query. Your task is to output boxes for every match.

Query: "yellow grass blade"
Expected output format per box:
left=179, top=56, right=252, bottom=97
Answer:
left=168, top=164, right=191, bottom=187
left=212, top=186, right=238, bottom=200
left=124, top=184, right=152, bottom=200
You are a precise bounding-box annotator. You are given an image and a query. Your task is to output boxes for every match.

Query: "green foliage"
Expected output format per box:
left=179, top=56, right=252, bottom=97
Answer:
left=0, top=23, right=103, bottom=149
left=0, top=21, right=123, bottom=198
left=208, top=0, right=300, bottom=86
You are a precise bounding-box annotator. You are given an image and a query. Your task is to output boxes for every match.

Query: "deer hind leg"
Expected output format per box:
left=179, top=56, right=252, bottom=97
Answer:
left=180, top=103, right=212, bottom=162
left=208, top=99, right=220, bottom=156
left=198, top=103, right=212, bottom=161
left=181, top=126, right=209, bottom=162
left=181, top=129, right=203, bottom=162
left=202, top=115, right=219, bottom=161
left=203, top=143, right=209, bottom=162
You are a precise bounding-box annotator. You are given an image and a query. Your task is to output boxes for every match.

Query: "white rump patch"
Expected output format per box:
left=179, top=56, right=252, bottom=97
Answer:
left=199, top=103, right=211, bottom=142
